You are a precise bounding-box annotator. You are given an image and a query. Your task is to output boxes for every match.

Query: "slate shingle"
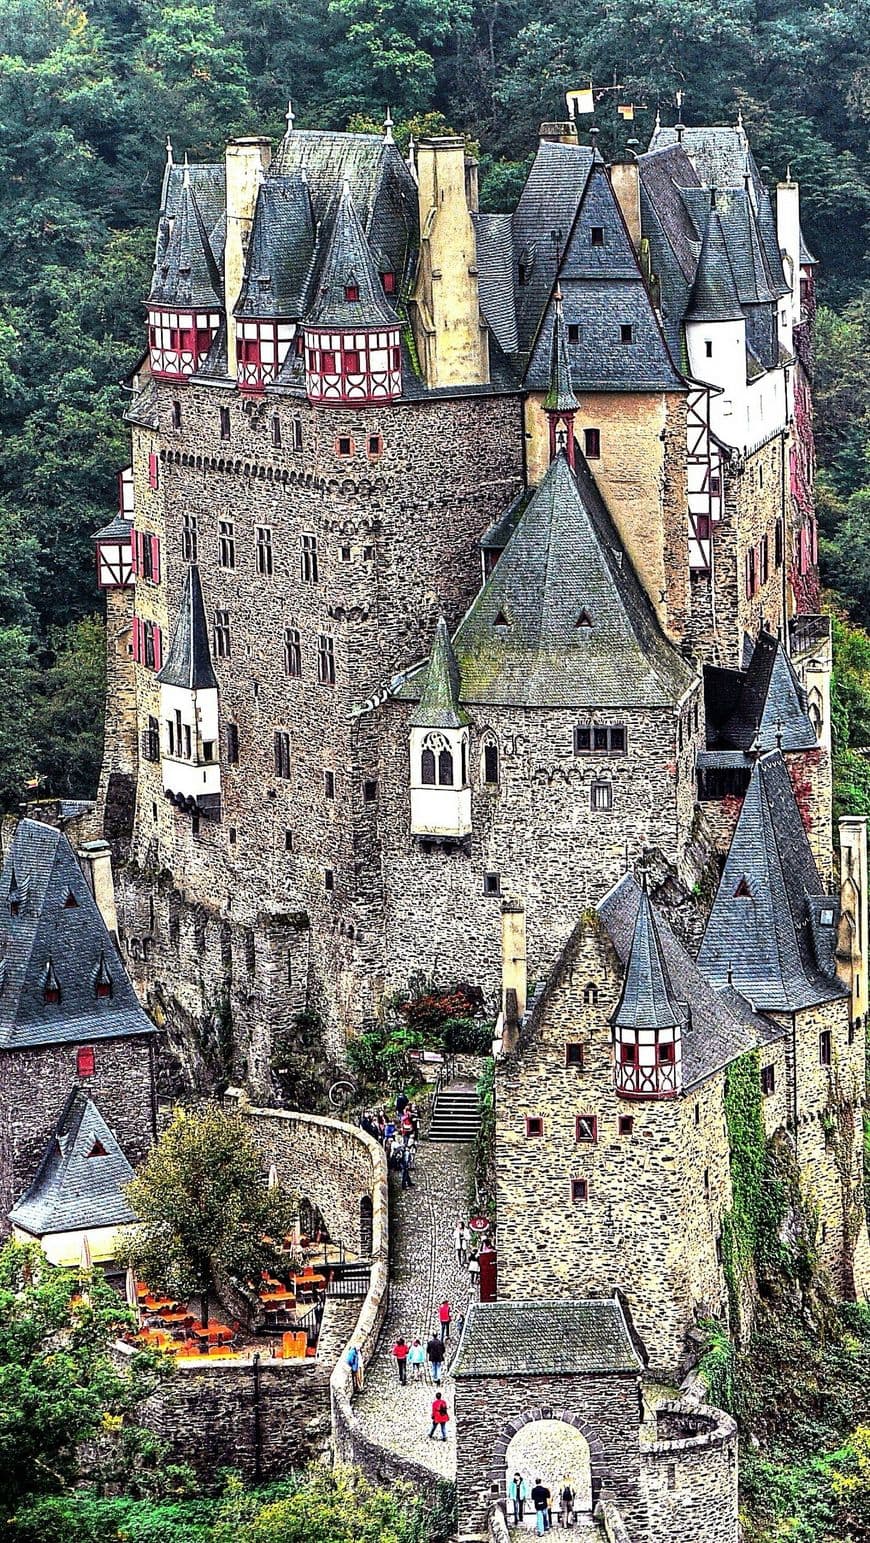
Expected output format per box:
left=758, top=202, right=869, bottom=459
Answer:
left=9, top=1088, right=136, bottom=1236
left=156, top=564, right=218, bottom=692
left=452, top=1296, right=641, bottom=1378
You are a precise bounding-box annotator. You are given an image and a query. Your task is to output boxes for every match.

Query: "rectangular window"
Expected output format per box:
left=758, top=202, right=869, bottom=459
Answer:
left=382, top=271, right=396, bottom=294
left=368, top=434, right=383, bottom=458
left=337, top=435, right=353, bottom=457
left=705, top=340, right=713, bottom=358
left=364, top=778, right=378, bottom=802
left=324, top=770, right=335, bottom=799
left=219, top=519, right=236, bottom=570
left=574, top=725, right=591, bottom=752
left=593, top=725, right=608, bottom=751
left=213, top=609, right=231, bottom=658
left=484, top=872, right=501, bottom=896
left=143, top=714, right=159, bottom=762
left=292, top=417, right=303, bottom=452
left=183, top=723, right=192, bottom=759
left=620, top=323, right=633, bottom=344
left=219, top=406, right=230, bottom=441
left=271, top=414, right=282, bottom=448
left=621, top=1041, right=637, bottom=1065
left=255, top=526, right=274, bottom=576
left=274, top=730, right=292, bottom=780
left=172, top=400, right=182, bottom=429
left=142, top=621, right=162, bottom=672
left=182, top=512, right=198, bottom=563
left=166, top=716, right=174, bottom=756
left=525, top=1116, right=544, bottom=1138
left=225, top=723, right=239, bottom=764
left=301, top=533, right=319, bottom=583
left=590, top=227, right=604, bottom=247
left=317, top=633, right=336, bottom=686
left=283, top=626, right=302, bottom=678
left=575, top=1115, right=597, bottom=1143
left=584, top=428, right=601, bottom=460
left=618, top=1114, right=634, bottom=1136
left=759, top=534, right=769, bottom=586
left=659, top=1041, right=675, bottom=1065
left=819, top=1029, right=832, bottom=1066
left=285, top=829, right=294, bottom=851
left=745, top=546, right=756, bottom=599
left=325, top=868, right=335, bottom=891
left=565, top=1043, right=584, bottom=1068
left=591, top=781, right=613, bottom=811
left=761, top=1064, right=775, bottom=1096
left=567, top=323, right=580, bottom=344
left=76, top=1046, right=95, bottom=1077
left=343, top=349, right=360, bottom=373
left=571, top=1178, right=588, bottom=1203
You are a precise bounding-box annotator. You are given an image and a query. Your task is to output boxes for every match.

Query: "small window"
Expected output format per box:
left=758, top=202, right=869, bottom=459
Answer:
left=381, top=271, right=396, bottom=294
left=591, top=781, right=612, bottom=811
left=565, top=1043, right=584, bottom=1068
left=594, top=726, right=608, bottom=751
left=438, top=747, right=454, bottom=785
left=567, top=323, right=580, bottom=344
left=421, top=748, right=436, bottom=785
left=583, top=983, right=598, bottom=1006
left=590, top=227, right=604, bottom=247
left=336, top=435, right=354, bottom=457
left=181, top=512, right=198, bottom=563
left=285, top=829, right=294, bottom=851
left=274, top=730, right=292, bottom=780
left=659, top=1041, right=675, bottom=1065
left=318, top=634, right=336, bottom=686
left=819, top=1029, right=832, bottom=1067
left=271, top=414, right=282, bottom=448
left=484, top=872, right=501, bottom=896
left=610, top=725, right=626, bottom=753
left=705, top=340, right=713, bottom=358
left=301, top=533, right=319, bottom=583
left=219, top=406, right=231, bottom=441
left=256, top=526, right=274, bottom=577
left=517, top=262, right=528, bottom=286
left=574, top=725, right=591, bottom=752
left=821, top=907, right=834, bottom=925
left=284, top=627, right=302, bottom=678
left=219, top=519, right=236, bottom=570
left=63, top=890, right=78, bottom=909
left=341, top=544, right=351, bottom=561
left=77, top=1046, right=95, bottom=1077
left=575, top=1115, right=597, bottom=1143
left=172, top=400, right=182, bottom=429
left=704, top=1168, right=710, bottom=1197
left=225, top=723, right=239, bottom=764
left=363, top=778, right=378, bottom=802
left=245, top=930, right=256, bottom=974
left=694, top=1102, right=700, bottom=1127
left=87, top=1139, right=108, bottom=1158
left=576, top=609, right=593, bottom=628
left=483, top=742, right=499, bottom=784
left=292, top=417, right=303, bottom=452
left=734, top=876, right=752, bottom=898
left=148, top=451, right=159, bottom=489
left=344, top=283, right=359, bottom=302
left=325, top=868, right=335, bottom=891
left=228, top=827, right=237, bottom=845
left=618, top=1115, right=634, bottom=1136
left=571, top=1178, right=588, bottom=1203
left=584, top=428, right=601, bottom=459
left=761, top=1064, right=775, bottom=1096
left=620, top=1041, right=637, bottom=1065
left=775, top=518, right=784, bottom=567
left=620, top=324, right=633, bottom=344
left=213, top=609, right=231, bottom=659
left=525, top=1116, right=544, bottom=1138
left=343, top=349, right=360, bottom=373
left=324, top=770, right=335, bottom=800
left=363, top=545, right=375, bottom=561
left=368, top=434, right=383, bottom=457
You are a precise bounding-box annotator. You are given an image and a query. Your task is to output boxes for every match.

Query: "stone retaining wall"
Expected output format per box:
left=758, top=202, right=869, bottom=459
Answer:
left=641, top=1400, right=738, bottom=1543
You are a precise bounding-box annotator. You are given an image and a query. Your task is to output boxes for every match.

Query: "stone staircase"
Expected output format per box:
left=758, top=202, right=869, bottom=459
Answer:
left=427, top=1080, right=481, bottom=1143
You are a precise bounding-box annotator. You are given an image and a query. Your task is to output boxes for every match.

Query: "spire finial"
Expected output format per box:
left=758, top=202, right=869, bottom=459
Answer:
left=383, top=106, right=394, bottom=144
left=182, top=152, right=190, bottom=190
left=737, top=107, right=744, bottom=129
left=727, top=959, right=733, bottom=985
left=285, top=98, right=295, bottom=134
left=165, top=135, right=174, bottom=167
left=655, top=107, right=661, bottom=130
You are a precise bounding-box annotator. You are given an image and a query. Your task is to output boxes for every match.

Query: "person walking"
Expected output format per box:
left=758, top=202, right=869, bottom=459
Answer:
left=429, top=1392, right=449, bottom=1441
left=400, top=1144, right=414, bottom=1190
left=345, top=1343, right=362, bottom=1392
left=531, top=1479, right=551, bottom=1535
left=559, top=1484, right=575, bottom=1528
left=508, top=1473, right=528, bottom=1524
left=468, top=1253, right=480, bottom=1293
left=438, top=1299, right=451, bottom=1340
left=426, top=1332, right=445, bottom=1384
left=396, top=1090, right=409, bottom=1117
left=408, top=1338, right=425, bottom=1381
left=453, top=1220, right=465, bottom=1267
left=393, top=1336, right=410, bottom=1384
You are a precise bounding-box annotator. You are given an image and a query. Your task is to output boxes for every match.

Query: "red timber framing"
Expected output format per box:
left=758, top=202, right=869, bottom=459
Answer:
left=148, top=307, right=221, bottom=380
left=236, top=319, right=296, bottom=391
left=304, top=326, right=402, bottom=404
left=613, top=1026, right=679, bottom=1099
left=686, top=384, right=723, bottom=574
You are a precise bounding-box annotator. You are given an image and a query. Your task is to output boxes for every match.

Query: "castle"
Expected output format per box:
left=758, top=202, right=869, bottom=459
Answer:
left=7, top=101, right=856, bottom=1539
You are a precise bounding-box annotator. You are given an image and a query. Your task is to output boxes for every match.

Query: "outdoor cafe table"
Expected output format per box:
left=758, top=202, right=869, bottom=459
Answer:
left=261, top=1288, right=295, bottom=1304
left=292, top=1271, right=325, bottom=1288
left=157, top=1310, right=194, bottom=1328
left=190, top=1324, right=233, bottom=1347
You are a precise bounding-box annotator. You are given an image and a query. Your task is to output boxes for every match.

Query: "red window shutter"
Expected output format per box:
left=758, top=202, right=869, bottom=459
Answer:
left=151, top=535, right=161, bottom=584
left=152, top=624, right=162, bottom=674
left=148, top=452, right=159, bottom=490
left=76, top=1046, right=95, bottom=1077
left=130, top=532, right=139, bottom=577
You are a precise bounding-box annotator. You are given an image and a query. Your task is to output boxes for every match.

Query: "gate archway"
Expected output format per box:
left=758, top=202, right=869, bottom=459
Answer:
left=494, top=1408, right=607, bottom=1521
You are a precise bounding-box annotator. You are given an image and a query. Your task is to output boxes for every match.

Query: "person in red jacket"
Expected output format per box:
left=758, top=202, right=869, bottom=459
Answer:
left=393, top=1336, right=410, bottom=1384
left=429, top=1393, right=449, bottom=1440
left=438, top=1299, right=451, bottom=1340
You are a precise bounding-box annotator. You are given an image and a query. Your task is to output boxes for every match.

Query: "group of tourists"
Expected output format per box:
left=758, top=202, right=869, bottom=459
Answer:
left=360, top=1094, right=420, bottom=1190
left=388, top=1300, right=457, bottom=1440
left=509, top=1474, right=579, bottom=1533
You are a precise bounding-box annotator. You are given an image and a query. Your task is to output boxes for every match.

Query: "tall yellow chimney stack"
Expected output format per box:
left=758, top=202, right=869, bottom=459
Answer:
left=411, top=137, right=489, bottom=390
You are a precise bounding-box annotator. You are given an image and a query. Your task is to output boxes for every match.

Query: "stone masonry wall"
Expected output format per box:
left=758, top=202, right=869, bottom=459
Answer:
left=494, top=919, right=731, bottom=1376
left=0, top=1035, right=155, bottom=1228
left=708, top=434, right=790, bottom=670
left=641, top=1402, right=739, bottom=1543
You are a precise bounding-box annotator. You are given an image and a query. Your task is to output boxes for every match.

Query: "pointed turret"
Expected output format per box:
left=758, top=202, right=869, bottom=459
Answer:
left=685, top=199, right=743, bottom=322
left=543, top=287, right=579, bottom=465
left=234, top=174, right=315, bottom=389
left=408, top=618, right=471, bottom=841
left=303, top=180, right=401, bottom=403
left=147, top=167, right=223, bottom=380
left=157, top=566, right=221, bottom=819
left=611, top=880, right=686, bottom=1098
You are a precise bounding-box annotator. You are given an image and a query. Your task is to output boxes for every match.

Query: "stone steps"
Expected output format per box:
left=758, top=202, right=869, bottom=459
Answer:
left=428, top=1084, right=480, bottom=1143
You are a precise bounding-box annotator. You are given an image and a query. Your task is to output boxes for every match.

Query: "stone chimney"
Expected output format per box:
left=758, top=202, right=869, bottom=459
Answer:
left=410, top=137, right=489, bottom=390
left=500, top=900, right=527, bottom=1048
left=839, top=817, right=869, bottom=1024
left=610, top=155, right=642, bottom=251
left=224, top=136, right=272, bottom=376
left=78, top=839, right=119, bottom=942
left=776, top=174, right=802, bottom=329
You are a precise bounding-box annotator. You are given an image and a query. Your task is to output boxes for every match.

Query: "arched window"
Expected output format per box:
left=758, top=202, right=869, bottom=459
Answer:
left=421, top=748, right=436, bottom=785
left=359, top=1194, right=373, bottom=1256
left=461, top=740, right=467, bottom=784
left=438, top=748, right=454, bottom=786
left=583, top=982, right=598, bottom=1006
left=483, top=740, right=499, bottom=784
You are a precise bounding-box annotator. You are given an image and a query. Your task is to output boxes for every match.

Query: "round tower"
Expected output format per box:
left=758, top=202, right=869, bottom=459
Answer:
left=610, top=880, right=687, bottom=1098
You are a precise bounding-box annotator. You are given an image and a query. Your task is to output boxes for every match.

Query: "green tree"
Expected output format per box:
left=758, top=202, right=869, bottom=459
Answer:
left=30, top=615, right=107, bottom=799
left=0, top=625, right=35, bottom=812
left=122, top=1105, right=296, bottom=1324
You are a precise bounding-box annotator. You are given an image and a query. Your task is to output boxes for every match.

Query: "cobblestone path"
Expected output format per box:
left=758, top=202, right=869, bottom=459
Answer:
left=353, top=1135, right=476, bottom=1480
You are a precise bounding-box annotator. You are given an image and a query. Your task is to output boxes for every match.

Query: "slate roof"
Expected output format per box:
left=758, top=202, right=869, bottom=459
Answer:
left=307, top=180, right=399, bottom=329
left=543, top=289, right=578, bottom=411
left=91, top=513, right=132, bottom=545
left=394, top=453, right=695, bottom=711
left=149, top=169, right=223, bottom=310
left=596, top=875, right=763, bottom=1088
left=452, top=1296, right=642, bottom=1378
left=0, top=821, right=154, bottom=1050
left=511, top=140, right=594, bottom=356
left=707, top=629, right=817, bottom=753
left=612, top=883, right=685, bottom=1031
left=648, top=124, right=752, bottom=189
left=156, top=565, right=219, bottom=692
left=472, top=212, right=518, bottom=354
left=685, top=204, right=743, bottom=322
left=698, top=751, right=846, bottom=1011
left=236, top=176, right=316, bottom=319
left=479, top=488, right=534, bottom=553
left=409, top=617, right=468, bottom=729
left=9, top=1089, right=136, bottom=1236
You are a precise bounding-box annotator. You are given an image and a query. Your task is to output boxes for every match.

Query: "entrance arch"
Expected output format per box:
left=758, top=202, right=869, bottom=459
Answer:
left=495, top=1408, right=605, bottom=1523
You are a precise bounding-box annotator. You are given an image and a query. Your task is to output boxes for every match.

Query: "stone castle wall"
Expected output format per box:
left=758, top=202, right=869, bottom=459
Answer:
left=641, top=1402, right=738, bottom=1543
left=706, top=434, right=790, bottom=670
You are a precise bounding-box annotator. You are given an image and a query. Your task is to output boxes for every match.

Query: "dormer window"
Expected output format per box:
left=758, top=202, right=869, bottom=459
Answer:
left=590, top=227, right=604, bottom=247
left=381, top=272, right=396, bottom=294
left=518, top=262, right=528, bottom=286
left=494, top=610, right=510, bottom=628
left=95, top=954, right=113, bottom=999
left=821, top=907, right=834, bottom=925
left=734, top=877, right=752, bottom=898
left=63, top=890, right=78, bottom=908
left=88, top=1139, right=108, bottom=1158
left=620, top=324, right=633, bottom=344
left=344, top=283, right=359, bottom=302
left=568, top=324, right=580, bottom=344
left=576, top=610, right=593, bottom=628
left=43, top=961, right=60, bottom=1004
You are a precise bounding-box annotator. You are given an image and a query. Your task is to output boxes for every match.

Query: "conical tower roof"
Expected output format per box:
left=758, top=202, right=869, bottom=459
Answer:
left=235, top=175, right=316, bottom=320
left=156, top=565, right=218, bottom=691
left=543, top=289, right=579, bottom=413
left=409, top=617, right=468, bottom=729
left=685, top=200, right=743, bottom=323
left=611, top=882, right=684, bottom=1031
left=306, top=181, right=398, bottom=329
left=149, top=168, right=223, bottom=310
